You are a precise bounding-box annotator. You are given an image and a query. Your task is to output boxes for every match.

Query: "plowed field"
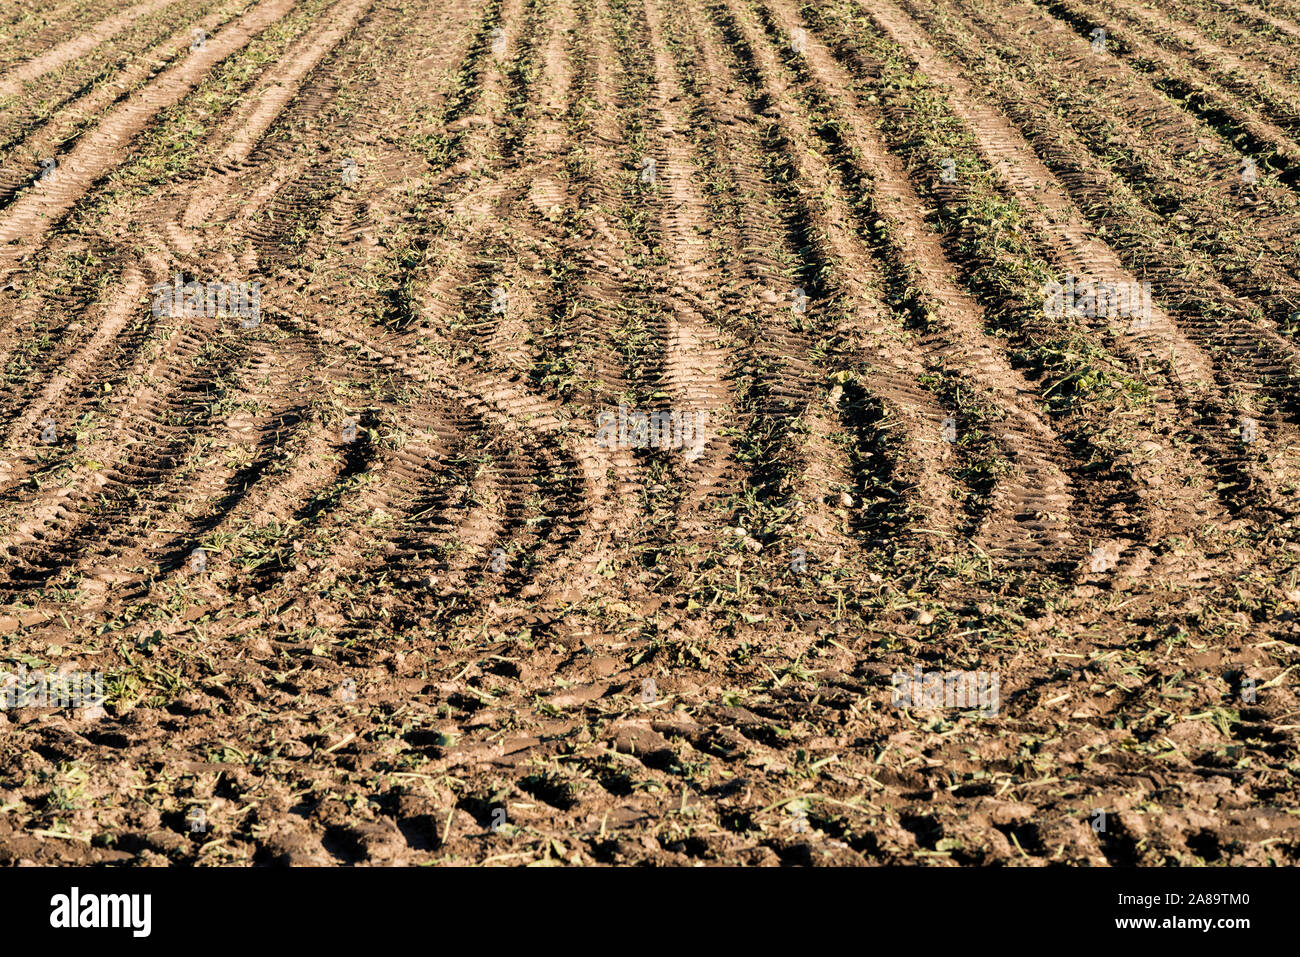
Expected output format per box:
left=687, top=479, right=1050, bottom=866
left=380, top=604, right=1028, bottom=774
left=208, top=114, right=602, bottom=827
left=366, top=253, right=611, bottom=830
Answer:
left=0, top=0, right=1298, bottom=866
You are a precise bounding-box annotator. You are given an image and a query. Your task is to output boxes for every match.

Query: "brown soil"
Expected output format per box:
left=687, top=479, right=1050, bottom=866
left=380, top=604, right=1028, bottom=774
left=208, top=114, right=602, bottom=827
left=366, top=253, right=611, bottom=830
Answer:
left=0, top=0, right=1296, bottom=866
